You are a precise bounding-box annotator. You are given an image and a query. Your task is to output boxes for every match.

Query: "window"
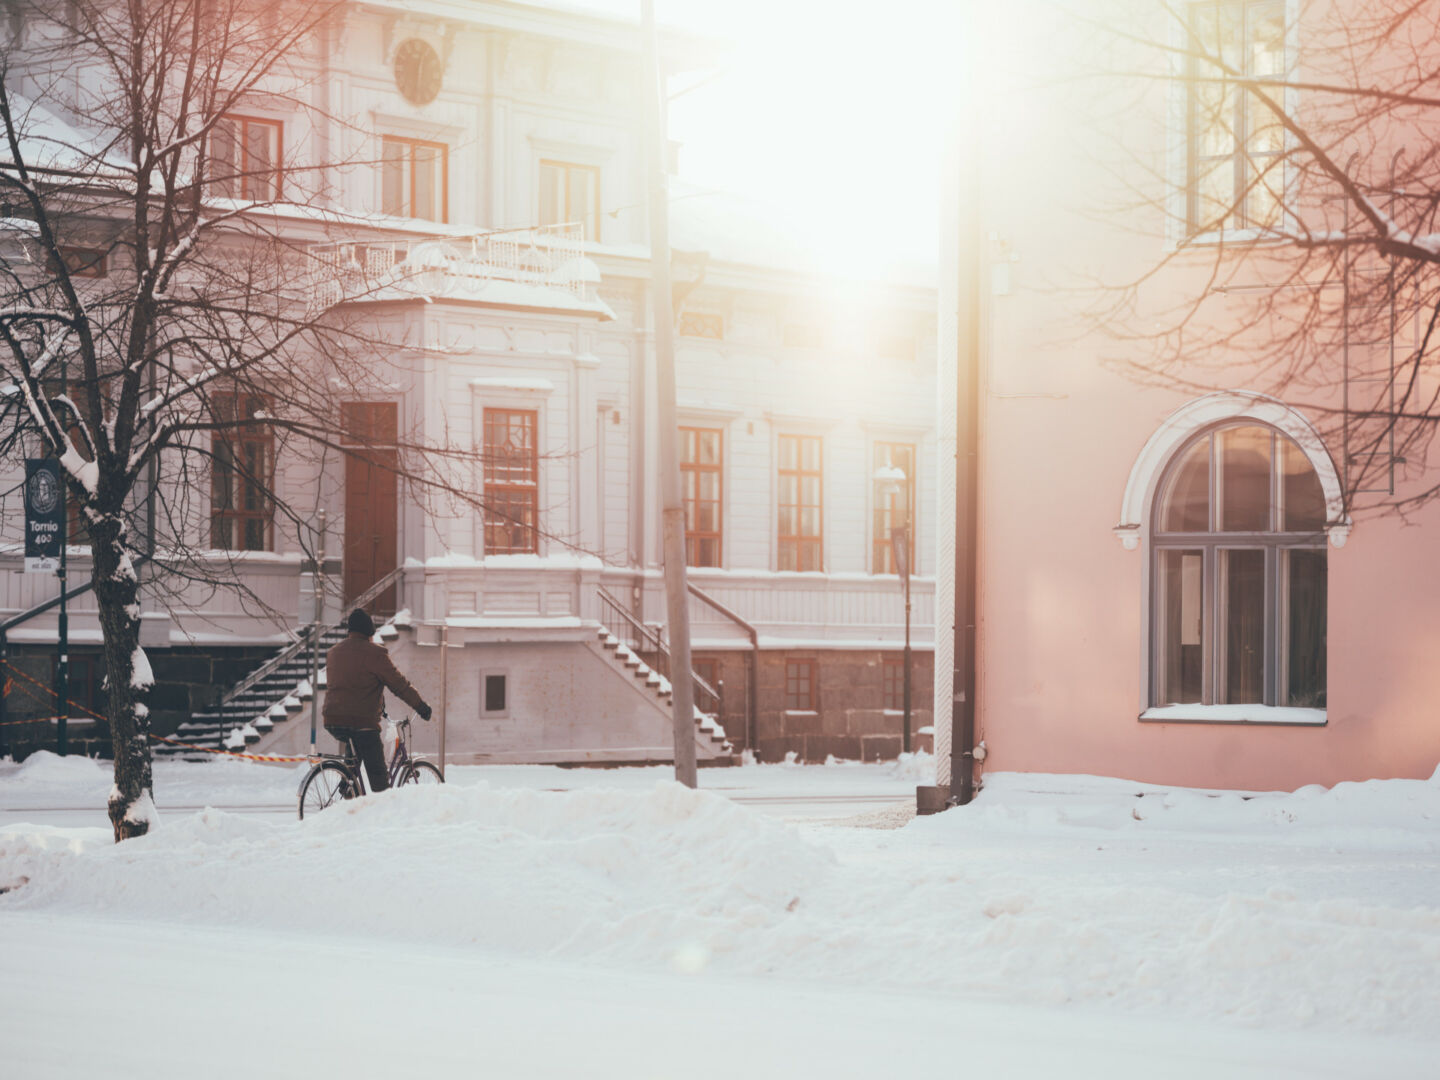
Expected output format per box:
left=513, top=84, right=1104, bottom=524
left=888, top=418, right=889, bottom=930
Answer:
left=778, top=434, right=823, bottom=571
left=211, top=115, right=282, bottom=201
left=483, top=408, right=538, bottom=555
left=381, top=136, right=448, bottom=221
left=211, top=392, right=274, bottom=551
left=882, top=657, right=904, bottom=711
left=481, top=673, right=508, bottom=716
left=681, top=426, right=722, bottom=567
left=1186, top=1, right=1285, bottom=233
left=785, top=659, right=816, bottom=711
left=873, top=441, right=916, bottom=574
left=678, top=311, right=724, bottom=339
left=538, top=160, right=600, bottom=241
left=53, top=247, right=107, bottom=278
left=1152, top=424, right=1326, bottom=710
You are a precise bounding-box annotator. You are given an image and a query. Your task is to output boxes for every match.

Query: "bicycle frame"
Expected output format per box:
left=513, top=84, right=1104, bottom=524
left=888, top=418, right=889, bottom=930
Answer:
left=329, top=714, right=420, bottom=796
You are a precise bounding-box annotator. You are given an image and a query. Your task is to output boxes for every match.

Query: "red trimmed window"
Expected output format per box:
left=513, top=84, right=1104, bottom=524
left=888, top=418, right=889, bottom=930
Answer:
left=681, top=426, right=722, bottom=567
left=483, top=408, right=539, bottom=554
left=778, top=434, right=823, bottom=571
left=538, top=160, right=600, bottom=240
left=211, top=115, right=283, bottom=200
left=873, top=441, right=916, bottom=574
left=381, top=136, right=448, bottom=222
left=785, top=659, right=817, bottom=711
left=211, top=392, right=274, bottom=551
left=882, top=657, right=904, bottom=711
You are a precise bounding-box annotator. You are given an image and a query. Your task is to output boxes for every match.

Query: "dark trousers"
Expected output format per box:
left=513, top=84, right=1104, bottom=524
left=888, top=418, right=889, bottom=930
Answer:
left=330, top=728, right=389, bottom=793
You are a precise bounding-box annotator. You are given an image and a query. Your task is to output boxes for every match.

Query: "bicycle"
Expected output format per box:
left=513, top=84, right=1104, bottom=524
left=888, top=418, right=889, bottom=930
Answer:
left=298, top=713, right=443, bottom=819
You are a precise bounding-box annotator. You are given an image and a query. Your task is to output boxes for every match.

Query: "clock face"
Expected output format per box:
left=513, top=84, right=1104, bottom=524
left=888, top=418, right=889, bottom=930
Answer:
left=394, top=39, right=442, bottom=106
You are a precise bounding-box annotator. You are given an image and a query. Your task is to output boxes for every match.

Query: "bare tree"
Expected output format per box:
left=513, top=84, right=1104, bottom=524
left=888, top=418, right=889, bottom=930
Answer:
left=1081, top=0, right=1440, bottom=516
left=0, top=0, right=583, bottom=839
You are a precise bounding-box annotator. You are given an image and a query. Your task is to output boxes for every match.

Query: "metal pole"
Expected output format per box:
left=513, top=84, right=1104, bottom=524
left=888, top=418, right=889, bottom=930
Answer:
left=903, top=565, right=912, bottom=756
left=0, top=628, right=8, bottom=758
left=641, top=0, right=697, bottom=788
left=57, top=520, right=68, bottom=757
left=437, top=623, right=448, bottom=780
left=308, top=509, right=326, bottom=756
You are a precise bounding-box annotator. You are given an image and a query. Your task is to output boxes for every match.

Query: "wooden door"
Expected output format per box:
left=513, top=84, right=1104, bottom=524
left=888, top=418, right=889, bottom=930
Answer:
left=342, top=403, right=399, bottom=616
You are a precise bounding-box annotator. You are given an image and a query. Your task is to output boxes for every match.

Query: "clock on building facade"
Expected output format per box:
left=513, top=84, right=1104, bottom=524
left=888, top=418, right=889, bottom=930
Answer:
left=394, top=38, right=442, bottom=105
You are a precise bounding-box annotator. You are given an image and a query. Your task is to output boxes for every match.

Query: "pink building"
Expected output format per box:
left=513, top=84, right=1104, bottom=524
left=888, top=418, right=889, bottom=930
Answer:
left=939, top=0, right=1440, bottom=794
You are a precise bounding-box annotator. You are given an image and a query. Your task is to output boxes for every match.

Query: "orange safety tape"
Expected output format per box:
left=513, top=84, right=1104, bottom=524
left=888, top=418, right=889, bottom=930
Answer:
left=148, top=732, right=319, bottom=764
left=0, top=659, right=107, bottom=721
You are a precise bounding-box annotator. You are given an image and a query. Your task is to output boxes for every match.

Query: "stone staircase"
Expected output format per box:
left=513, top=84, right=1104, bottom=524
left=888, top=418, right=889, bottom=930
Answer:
left=593, top=624, right=731, bottom=757
left=156, top=623, right=351, bottom=759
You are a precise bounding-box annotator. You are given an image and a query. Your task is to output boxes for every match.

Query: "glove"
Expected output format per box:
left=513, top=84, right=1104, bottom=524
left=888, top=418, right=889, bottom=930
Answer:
left=418, top=702, right=433, bottom=722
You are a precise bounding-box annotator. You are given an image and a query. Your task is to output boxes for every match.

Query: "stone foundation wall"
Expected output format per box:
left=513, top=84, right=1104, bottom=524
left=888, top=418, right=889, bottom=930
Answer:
left=0, top=644, right=274, bottom=760
left=692, top=648, right=934, bottom=763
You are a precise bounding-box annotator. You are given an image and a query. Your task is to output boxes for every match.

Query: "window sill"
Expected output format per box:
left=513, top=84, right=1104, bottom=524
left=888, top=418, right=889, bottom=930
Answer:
left=1173, top=227, right=1291, bottom=250
left=1140, top=705, right=1326, bottom=726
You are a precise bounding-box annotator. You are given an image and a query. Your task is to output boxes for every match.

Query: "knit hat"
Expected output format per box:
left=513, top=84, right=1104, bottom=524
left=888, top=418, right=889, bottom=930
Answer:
left=347, top=609, right=375, bottom=637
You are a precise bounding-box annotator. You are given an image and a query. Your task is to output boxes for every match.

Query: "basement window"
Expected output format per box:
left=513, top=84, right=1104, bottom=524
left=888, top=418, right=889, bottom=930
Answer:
left=481, top=672, right=508, bottom=717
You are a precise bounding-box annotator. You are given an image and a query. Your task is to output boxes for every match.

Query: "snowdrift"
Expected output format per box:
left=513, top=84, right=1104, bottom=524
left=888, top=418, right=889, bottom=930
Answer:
left=3, top=766, right=1439, bottom=1039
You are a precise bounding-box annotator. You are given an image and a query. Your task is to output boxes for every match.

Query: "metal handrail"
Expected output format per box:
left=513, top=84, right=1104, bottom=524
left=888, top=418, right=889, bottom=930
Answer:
left=596, top=586, right=721, bottom=714
left=220, top=565, right=405, bottom=710
left=687, top=582, right=760, bottom=752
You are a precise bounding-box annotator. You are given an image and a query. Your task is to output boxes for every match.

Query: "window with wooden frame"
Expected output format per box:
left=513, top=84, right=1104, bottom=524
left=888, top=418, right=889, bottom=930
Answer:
left=538, top=160, right=600, bottom=241
left=678, top=311, right=724, bottom=340
left=882, top=657, right=904, bottom=711
left=1151, top=424, right=1327, bottom=710
left=680, top=426, right=722, bottom=567
left=483, top=408, right=539, bottom=555
left=211, top=391, right=275, bottom=551
left=211, top=115, right=283, bottom=201
left=381, top=135, right=448, bottom=222
left=785, top=658, right=817, bottom=711
left=872, top=441, right=916, bottom=574
left=52, top=247, right=108, bottom=279
left=1186, top=1, right=1285, bottom=233
left=777, top=434, right=823, bottom=571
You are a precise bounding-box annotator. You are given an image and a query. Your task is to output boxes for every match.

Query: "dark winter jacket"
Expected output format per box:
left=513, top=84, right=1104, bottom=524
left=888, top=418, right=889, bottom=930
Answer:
left=322, top=632, right=428, bottom=731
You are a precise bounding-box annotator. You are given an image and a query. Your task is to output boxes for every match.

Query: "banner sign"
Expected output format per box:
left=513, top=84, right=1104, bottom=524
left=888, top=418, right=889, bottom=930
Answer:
left=24, top=458, right=63, bottom=573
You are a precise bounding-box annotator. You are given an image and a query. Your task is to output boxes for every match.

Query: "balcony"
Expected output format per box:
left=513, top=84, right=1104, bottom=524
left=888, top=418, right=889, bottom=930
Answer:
left=305, top=224, right=612, bottom=319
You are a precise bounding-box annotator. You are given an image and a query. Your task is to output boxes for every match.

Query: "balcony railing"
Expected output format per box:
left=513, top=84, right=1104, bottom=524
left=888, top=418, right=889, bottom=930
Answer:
left=306, top=223, right=592, bottom=311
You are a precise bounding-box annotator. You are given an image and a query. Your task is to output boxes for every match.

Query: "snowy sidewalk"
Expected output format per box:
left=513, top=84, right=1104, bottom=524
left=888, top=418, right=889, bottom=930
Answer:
left=3, top=756, right=1439, bottom=1076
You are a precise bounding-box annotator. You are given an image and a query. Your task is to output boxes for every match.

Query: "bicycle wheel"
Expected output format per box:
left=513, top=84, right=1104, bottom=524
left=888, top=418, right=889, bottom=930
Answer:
left=299, top=760, right=356, bottom=819
left=399, top=760, right=444, bottom=785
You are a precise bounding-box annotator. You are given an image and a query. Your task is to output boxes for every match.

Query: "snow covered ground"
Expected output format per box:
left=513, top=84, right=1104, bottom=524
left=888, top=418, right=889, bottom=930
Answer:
left=2, top=754, right=1438, bottom=1077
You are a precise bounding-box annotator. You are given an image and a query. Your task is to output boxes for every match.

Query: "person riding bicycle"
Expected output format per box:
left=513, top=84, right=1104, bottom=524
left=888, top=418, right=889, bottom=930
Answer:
left=322, top=608, right=432, bottom=793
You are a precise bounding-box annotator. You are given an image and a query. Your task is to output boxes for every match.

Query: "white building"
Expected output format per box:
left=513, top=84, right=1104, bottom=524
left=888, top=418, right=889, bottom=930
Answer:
left=0, top=0, right=936, bottom=765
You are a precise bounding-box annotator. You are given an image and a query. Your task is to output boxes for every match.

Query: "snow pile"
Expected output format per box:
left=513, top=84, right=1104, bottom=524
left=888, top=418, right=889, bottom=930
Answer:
left=917, top=771, right=1440, bottom=851
left=3, top=768, right=1439, bottom=1040
left=0, top=782, right=836, bottom=971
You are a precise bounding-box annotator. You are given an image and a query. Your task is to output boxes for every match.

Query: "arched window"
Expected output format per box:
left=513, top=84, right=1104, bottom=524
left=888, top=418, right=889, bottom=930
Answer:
left=1152, top=423, right=1326, bottom=710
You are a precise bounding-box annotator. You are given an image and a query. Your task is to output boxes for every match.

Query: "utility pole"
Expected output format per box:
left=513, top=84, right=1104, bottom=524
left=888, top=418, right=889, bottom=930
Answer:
left=641, top=0, right=697, bottom=788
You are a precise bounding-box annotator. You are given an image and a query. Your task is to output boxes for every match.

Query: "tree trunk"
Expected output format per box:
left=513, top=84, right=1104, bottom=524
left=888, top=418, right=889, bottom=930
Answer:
left=92, top=514, right=154, bottom=842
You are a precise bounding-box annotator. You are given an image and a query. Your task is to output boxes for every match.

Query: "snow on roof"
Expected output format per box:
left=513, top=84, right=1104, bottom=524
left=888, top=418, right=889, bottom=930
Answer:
left=0, top=93, right=132, bottom=179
